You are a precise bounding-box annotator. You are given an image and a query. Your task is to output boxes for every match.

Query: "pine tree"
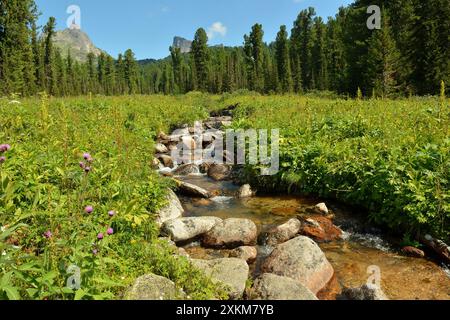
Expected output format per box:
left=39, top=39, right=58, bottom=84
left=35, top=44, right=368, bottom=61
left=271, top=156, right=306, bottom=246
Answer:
left=366, top=12, right=400, bottom=98
left=123, top=49, right=138, bottom=94
left=243, top=24, right=265, bottom=92
left=312, top=17, right=328, bottom=90
left=191, top=28, right=209, bottom=92
left=291, top=8, right=316, bottom=91
left=274, top=25, right=292, bottom=93
left=43, top=16, right=57, bottom=95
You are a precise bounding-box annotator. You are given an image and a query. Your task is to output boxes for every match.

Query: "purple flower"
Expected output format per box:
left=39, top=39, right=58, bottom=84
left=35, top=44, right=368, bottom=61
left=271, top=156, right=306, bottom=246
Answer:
left=84, top=206, right=94, bottom=214
left=92, top=249, right=98, bottom=255
left=108, top=210, right=116, bottom=217
left=79, top=162, right=85, bottom=169
left=0, top=156, right=5, bottom=164
left=84, top=166, right=91, bottom=173
left=97, top=233, right=104, bottom=240
left=0, top=144, right=11, bottom=153
left=43, top=230, right=52, bottom=239
left=107, top=228, right=114, bottom=235
left=83, top=153, right=93, bottom=163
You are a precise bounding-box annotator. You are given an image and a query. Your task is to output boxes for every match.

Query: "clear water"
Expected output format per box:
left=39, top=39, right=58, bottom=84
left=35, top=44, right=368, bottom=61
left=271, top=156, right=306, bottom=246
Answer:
left=181, top=176, right=450, bottom=300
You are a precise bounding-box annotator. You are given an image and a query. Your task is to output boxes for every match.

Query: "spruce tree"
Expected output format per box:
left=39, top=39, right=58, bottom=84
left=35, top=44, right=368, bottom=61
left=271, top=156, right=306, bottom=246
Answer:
left=191, top=28, right=209, bottom=92
left=275, top=25, right=292, bottom=93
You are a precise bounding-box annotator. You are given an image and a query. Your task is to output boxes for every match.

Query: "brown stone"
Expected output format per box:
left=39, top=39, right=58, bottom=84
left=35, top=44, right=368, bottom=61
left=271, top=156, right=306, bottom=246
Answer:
left=203, top=218, right=257, bottom=248
left=299, top=215, right=342, bottom=242
left=402, top=246, right=425, bottom=258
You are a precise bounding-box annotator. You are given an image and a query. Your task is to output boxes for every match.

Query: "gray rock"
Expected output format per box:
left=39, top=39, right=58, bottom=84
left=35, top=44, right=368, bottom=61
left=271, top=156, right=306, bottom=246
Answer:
left=340, top=284, right=389, bottom=300
left=162, top=217, right=222, bottom=242
left=314, top=202, right=329, bottom=215
left=266, top=219, right=301, bottom=246
left=155, top=143, right=169, bottom=154
left=155, top=189, right=184, bottom=227
left=238, top=184, right=254, bottom=198
left=191, top=258, right=249, bottom=299
left=203, top=218, right=258, bottom=248
left=173, top=164, right=200, bottom=176
left=207, top=164, right=232, bottom=181
left=230, top=246, right=258, bottom=263
left=261, top=236, right=334, bottom=294
left=252, top=274, right=318, bottom=300
left=125, top=274, right=184, bottom=300
left=158, top=154, right=174, bottom=168
left=175, top=179, right=210, bottom=198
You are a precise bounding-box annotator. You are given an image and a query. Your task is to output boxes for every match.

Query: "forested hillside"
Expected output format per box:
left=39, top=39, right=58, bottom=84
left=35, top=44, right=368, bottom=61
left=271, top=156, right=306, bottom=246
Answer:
left=1, top=0, right=449, bottom=97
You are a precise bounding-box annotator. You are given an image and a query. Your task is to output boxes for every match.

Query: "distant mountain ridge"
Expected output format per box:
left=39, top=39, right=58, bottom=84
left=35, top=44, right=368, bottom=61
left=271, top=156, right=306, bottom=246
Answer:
left=53, top=28, right=104, bottom=61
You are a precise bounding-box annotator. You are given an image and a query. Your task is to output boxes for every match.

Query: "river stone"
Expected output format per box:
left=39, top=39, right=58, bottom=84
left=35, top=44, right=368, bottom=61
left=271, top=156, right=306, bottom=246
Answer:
left=230, top=246, right=258, bottom=263
left=299, top=216, right=343, bottom=242
left=207, top=164, right=232, bottom=181
left=339, top=284, right=389, bottom=300
left=155, top=143, right=169, bottom=154
left=162, top=217, right=222, bottom=242
left=158, top=154, right=174, bottom=168
left=125, top=274, right=184, bottom=300
left=266, top=218, right=302, bottom=246
left=173, top=164, right=200, bottom=176
left=191, top=258, right=249, bottom=299
left=314, top=202, right=329, bottom=215
left=252, top=274, right=318, bottom=300
left=401, top=246, right=425, bottom=258
left=203, top=218, right=258, bottom=248
left=175, top=179, right=210, bottom=198
left=261, top=236, right=334, bottom=294
left=238, top=184, right=254, bottom=198
left=155, top=189, right=184, bottom=227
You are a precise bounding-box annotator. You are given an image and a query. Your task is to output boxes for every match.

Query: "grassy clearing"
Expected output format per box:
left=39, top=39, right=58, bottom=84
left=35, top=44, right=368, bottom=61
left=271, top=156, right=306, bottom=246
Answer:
left=0, top=93, right=227, bottom=300
left=222, top=94, right=449, bottom=242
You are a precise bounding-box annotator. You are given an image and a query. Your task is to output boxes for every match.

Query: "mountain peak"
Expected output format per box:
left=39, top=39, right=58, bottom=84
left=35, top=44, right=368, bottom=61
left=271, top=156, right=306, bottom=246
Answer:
left=172, top=36, right=192, bottom=53
left=54, top=28, right=104, bottom=62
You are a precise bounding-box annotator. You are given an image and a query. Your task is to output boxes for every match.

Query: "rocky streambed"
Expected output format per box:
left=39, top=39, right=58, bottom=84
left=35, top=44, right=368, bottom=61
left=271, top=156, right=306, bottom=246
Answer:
left=128, top=107, right=450, bottom=301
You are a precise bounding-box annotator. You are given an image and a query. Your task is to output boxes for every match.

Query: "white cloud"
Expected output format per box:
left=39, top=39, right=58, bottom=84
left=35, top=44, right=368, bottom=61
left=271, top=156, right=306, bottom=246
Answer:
left=207, top=22, right=227, bottom=39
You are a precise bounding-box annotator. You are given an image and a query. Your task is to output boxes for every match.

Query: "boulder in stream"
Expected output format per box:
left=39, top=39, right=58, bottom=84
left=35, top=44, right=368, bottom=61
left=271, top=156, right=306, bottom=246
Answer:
left=203, top=218, right=258, bottom=248
left=208, top=164, right=232, bottom=181
left=162, top=217, right=222, bottom=243
left=155, top=189, right=184, bottom=227
left=155, top=143, right=169, bottom=154
left=230, top=246, right=258, bottom=263
left=173, top=164, right=200, bottom=176
left=339, top=284, right=389, bottom=300
left=261, top=236, right=334, bottom=294
left=175, top=179, right=211, bottom=198
left=237, top=184, right=254, bottom=198
left=251, top=273, right=318, bottom=300
left=299, top=216, right=343, bottom=242
left=191, top=258, right=249, bottom=299
left=265, top=218, right=301, bottom=246
left=157, top=154, right=174, bottom=168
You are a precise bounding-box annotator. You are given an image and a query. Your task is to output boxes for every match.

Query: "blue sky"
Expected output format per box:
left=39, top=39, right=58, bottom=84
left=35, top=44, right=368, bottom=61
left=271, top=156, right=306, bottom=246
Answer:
left=35, top=0, right=354, bottom=60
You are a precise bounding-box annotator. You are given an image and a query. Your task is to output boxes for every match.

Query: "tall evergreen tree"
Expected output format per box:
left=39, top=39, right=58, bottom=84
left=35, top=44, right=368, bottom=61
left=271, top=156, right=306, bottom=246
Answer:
left=274, top=25, right=292, bottom=93
left=191, top=28, right=209, bottom=92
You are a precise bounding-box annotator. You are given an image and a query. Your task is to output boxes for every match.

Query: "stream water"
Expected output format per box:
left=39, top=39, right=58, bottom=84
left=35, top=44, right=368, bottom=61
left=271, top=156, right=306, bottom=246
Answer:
left=178, top=175, right=450, bottom=300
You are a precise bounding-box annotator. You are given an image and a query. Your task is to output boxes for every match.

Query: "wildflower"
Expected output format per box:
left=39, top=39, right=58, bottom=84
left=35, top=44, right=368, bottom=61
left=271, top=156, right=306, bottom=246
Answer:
left=43, top=231, right=52, bottom=239
left=79, top=162, right=85, bottom=169
left=108, top=210, right=116, bottom=217
left=107, top=228, right=114, bottom=235
left=85, top=206, right=94, bottom=214
left=97, top=233, right=104, bottom=240
left=92, top=249, right=98, bottom=255
left=84, top=166, right=91, bottom=173
left=0, top=144, right=11, bottom=153
left=83, top=153, right=93, bottom=163
left=0, top=156, right=5, bottom=164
